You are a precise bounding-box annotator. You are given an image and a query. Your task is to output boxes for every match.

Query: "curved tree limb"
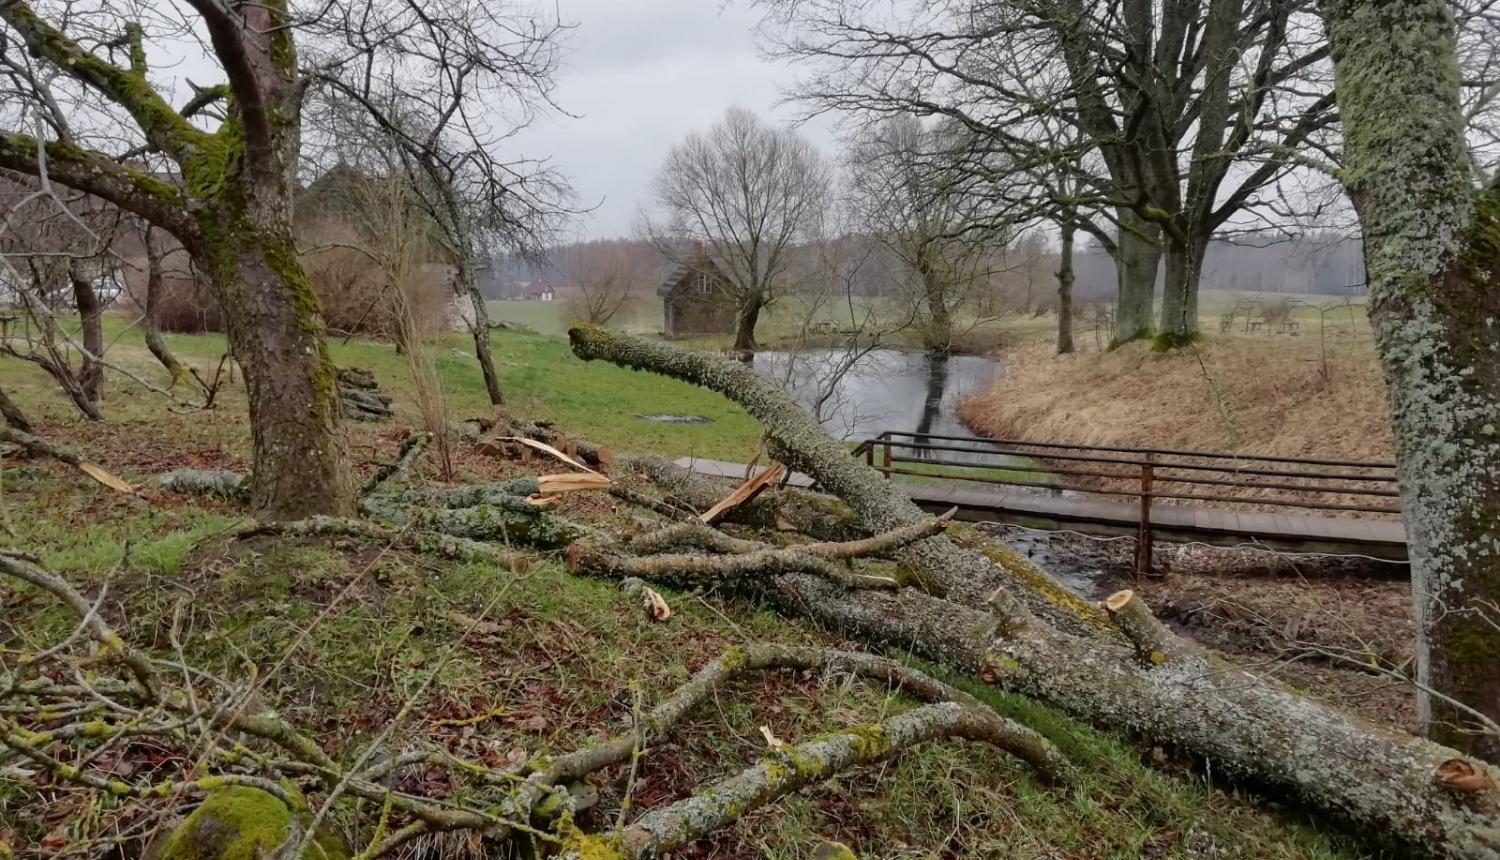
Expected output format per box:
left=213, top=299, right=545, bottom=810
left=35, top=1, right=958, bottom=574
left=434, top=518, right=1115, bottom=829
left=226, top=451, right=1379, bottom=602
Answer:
left=568, top=325, right=1100, bottom=628
left=618, top=702, right=1055, bottom=858
left=360, top=431, right=433, bottom=496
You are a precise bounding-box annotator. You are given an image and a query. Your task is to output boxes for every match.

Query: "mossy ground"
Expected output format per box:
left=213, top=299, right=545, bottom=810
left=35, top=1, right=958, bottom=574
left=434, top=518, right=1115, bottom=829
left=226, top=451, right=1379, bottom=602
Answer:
left=2, top=316, right=1382, bottom=860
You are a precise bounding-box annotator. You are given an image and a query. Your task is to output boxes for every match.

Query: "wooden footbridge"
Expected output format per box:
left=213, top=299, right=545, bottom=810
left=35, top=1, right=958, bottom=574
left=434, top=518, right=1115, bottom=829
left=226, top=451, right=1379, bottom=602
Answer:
left=676, top=431, right=1408, bottom=570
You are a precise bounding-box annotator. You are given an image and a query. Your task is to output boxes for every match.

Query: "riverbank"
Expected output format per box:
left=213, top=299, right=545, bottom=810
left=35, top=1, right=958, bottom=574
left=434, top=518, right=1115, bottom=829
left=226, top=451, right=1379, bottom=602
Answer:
left=957, top=332, right=1392, bottom=462
left=984, top=523, right=1416, bottom=732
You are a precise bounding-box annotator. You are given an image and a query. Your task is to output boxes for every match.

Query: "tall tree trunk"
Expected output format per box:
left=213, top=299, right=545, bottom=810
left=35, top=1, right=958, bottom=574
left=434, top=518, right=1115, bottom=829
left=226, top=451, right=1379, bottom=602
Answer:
left=1156, top=234, right=1208, bottom=348
left=69, top=263, right=103, bottom=402
left=918, top=258, right=953, bottom=354
left=458, top=261, right=505, bottom=407
left=733, top=292, right=765, bottom=353
left=1056, top=220, right=1076, bottom=355
left=141, top=229, right=188, bottom=384
left=1113, top=211, right=1159, bottom=344
left=0, top=385, right=33, bottom=433
left=1322, top=0, right=1500, bottom=761
left=195, top=201, right=355, bottom=522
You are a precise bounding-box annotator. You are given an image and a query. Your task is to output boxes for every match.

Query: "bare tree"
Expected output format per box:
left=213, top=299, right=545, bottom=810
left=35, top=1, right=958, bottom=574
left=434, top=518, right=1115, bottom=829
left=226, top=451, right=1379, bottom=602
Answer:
left=1319, top=0, right=1500, bottom=761
left=0, top=2, right=352, bottom=519
left=755, top=0, right=1340, bottom=347
left=0, top=161, right=125, bottom=404
left=559, top=239, right=654, bottom=325
left=648, top=107, right=831, bottom=353
left=0, top=0, right=571, bottom=520
left=302, top=4, right=576, bottom=408
left=847, top=116, right=1009, bottom=353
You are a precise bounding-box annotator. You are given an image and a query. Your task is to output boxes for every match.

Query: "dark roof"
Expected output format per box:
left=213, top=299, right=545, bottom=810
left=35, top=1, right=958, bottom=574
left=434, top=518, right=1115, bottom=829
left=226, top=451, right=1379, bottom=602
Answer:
left=656, top=255, right=725, bottom=297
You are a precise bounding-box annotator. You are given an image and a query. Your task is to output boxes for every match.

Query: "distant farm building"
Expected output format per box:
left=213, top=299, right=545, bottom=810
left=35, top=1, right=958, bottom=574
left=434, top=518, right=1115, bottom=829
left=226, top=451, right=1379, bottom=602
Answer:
left=658, top=242, right=735, bottom=338
left=523, top=281, right=556, bottom=301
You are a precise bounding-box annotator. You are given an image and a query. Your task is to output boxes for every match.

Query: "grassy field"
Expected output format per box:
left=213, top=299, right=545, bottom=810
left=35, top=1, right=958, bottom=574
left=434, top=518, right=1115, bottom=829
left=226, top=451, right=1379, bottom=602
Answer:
left=488, top=296, right=1020, bottom=355
left=0, top=328, right=1378, bottom=858
left=4, top=314, right=768, bottom=463
left=487, top=298, right=662, bottom=337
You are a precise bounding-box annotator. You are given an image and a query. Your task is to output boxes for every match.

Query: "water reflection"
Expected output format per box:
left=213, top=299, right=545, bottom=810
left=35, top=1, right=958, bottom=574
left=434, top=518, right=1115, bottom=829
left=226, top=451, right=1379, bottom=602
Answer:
left=749, top=348, right=1002, bottom=449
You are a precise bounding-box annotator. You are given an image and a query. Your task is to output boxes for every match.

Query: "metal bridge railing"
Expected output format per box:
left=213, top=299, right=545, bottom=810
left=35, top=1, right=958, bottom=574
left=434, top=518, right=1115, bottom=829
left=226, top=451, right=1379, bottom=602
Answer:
left=850, top=430, right=1400, bottom=576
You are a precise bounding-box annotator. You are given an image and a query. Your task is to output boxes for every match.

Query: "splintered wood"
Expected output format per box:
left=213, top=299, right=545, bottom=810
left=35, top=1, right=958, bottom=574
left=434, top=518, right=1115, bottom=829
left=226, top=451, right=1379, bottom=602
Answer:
left=480, top=436, right=606, bottom=475
left=1, top=427, right=133, bottom=493
left=699, top=464, right=784, bottom=524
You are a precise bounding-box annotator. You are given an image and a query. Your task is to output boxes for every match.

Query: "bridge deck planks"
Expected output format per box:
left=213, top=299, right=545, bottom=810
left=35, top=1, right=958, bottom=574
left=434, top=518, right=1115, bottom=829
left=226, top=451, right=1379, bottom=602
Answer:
left=673, top=457, right=1408, bottom=561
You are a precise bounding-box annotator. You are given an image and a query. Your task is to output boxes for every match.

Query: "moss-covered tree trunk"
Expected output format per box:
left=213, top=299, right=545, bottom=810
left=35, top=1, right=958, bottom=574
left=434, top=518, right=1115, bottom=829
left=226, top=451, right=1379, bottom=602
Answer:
left=1322, top=0, right=1500, bottom=760
left=178, top=6, right=355, bottom=522
left=1156, top=234, right=1208, bottom=348
left=193, top=198, right=355, bottom=521
left=69, top=262, right=104, bottom=402
left=1113, top=211, right=1159, bottom=344
left=1056, top=220, right=1075, bottom=355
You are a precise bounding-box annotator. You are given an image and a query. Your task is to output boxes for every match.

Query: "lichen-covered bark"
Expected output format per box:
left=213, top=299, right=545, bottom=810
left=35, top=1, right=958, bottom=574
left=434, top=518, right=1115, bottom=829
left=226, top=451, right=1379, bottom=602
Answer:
left=620, top=702, right=1064, bottom=858
left=1112, top=213, right=1160, bottom=344
left=1322, top=0, right=1500, bottom=759
left=1156, top=235, right=1208, bottom=346
left=748, top=576, right=1500, bottom=860
left=153, top=469, right=247, bottom=500
left=574, top=515, right=948, bottom=589
left=568, top=326, right=1104, bottom=631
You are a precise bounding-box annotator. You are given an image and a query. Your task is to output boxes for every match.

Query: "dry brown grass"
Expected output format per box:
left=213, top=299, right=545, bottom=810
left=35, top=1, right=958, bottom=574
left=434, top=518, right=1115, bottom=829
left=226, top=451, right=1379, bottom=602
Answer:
left=959, top=332, right=1392, bottom=463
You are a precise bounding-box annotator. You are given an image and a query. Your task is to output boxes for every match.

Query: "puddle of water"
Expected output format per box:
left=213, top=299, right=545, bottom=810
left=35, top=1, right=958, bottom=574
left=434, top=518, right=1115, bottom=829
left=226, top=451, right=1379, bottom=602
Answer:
left=637, top=414, right=714, bottom=424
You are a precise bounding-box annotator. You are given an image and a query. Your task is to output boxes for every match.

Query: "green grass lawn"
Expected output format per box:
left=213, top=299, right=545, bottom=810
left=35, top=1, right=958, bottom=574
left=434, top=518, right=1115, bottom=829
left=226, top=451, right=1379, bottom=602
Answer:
left=4, top=313, right=767, bottom=463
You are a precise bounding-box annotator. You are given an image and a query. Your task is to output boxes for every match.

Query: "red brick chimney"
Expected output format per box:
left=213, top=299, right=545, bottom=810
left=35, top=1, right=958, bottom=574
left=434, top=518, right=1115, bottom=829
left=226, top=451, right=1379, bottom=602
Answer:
left=691, top=240, right=703, bottom=257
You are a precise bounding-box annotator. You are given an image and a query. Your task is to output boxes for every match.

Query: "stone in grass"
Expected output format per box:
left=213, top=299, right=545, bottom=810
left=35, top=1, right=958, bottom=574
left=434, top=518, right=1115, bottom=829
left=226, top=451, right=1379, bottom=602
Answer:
left=155, top=785, right=347, bottom=860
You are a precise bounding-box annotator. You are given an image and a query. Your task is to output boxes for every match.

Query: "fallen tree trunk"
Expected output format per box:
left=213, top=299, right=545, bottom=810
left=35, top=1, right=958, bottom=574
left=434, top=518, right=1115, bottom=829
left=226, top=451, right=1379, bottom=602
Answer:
left=568, top=324, right=1500, bottom=859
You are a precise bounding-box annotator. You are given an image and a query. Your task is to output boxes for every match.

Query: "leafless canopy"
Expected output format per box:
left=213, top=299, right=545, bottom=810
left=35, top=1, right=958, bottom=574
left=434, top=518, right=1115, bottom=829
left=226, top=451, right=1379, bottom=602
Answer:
left=646, top=107, right=831, bottom=351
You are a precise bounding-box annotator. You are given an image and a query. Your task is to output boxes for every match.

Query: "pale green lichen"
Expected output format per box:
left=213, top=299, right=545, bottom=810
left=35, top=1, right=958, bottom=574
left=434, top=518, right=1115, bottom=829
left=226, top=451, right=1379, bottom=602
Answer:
left=1326, top=0, right=1500, bottom=749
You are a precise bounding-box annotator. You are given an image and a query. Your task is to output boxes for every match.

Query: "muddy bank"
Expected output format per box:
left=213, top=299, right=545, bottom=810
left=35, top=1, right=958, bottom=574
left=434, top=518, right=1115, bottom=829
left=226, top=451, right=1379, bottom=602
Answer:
left=985, top=523, right=1417, bottom=731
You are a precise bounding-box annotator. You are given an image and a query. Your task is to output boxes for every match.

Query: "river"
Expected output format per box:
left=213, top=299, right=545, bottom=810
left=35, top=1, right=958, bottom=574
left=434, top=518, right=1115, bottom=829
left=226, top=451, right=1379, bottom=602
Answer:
left=747, top=348, right=1112, bottom=596
left=748, top=348, right=1003, bottom=446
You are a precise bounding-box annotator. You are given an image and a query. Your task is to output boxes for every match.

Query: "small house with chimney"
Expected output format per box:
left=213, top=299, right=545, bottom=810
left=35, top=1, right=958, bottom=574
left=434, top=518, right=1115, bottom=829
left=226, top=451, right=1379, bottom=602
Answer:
left=658, top=242, right=735, bottom=338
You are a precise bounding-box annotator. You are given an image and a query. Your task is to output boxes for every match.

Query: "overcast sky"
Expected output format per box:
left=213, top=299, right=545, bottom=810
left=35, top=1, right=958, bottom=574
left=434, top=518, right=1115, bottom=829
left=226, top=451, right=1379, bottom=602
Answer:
left=516, top=0, right=838, bottom=240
